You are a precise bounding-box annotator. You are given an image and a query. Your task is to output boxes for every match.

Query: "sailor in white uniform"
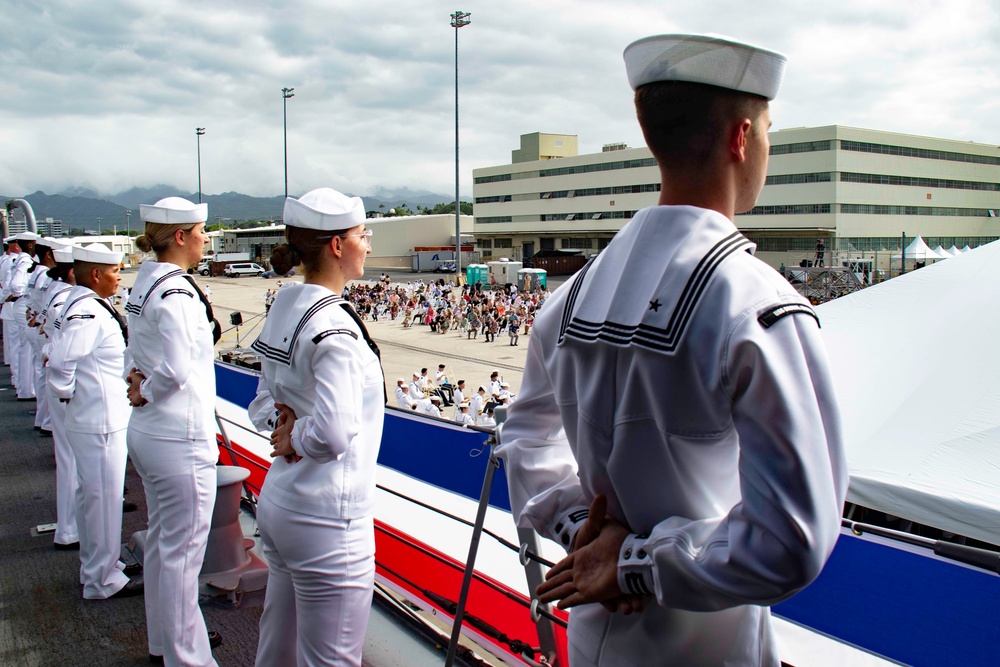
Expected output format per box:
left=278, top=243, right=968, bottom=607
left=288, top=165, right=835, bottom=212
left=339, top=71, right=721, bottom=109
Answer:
left=125, top=197, right=220, bottom=666
left=498, top=35, right=847, bottom=667
left=47, top=243, right=138, bottom=599
left=394, top=378, right=416, bottom=410
left=1, top=234, right=36, bottom=396
left=27, top=238, right=59, bottom=430
left=0, top=240, right=15, bottom=367
left=40, top=246, right=79, bottom=549
left=416, top=394, right=442, bottom=418
left=248, top=188, right=384, bottom=667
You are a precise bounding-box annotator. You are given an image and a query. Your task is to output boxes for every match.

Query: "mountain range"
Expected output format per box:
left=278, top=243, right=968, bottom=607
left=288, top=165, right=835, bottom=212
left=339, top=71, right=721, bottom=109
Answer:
left=2, top=185, right=467, bottom=232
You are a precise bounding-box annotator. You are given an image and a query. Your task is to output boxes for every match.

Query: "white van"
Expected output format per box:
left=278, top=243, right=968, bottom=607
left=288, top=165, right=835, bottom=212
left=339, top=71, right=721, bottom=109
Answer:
left=224, top=262, right=265, bottom=278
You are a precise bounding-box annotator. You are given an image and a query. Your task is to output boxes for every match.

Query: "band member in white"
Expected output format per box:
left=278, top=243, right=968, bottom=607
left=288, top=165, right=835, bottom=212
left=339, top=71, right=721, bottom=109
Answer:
left=41, top=245, right=79, bottom=549
left=249, top=188, right=384, bottom=667
left=498, top=35, right=847, bottom=666
left=125, top=197, right=219, bottom=666
left=47, top=243, right=138, bottom=599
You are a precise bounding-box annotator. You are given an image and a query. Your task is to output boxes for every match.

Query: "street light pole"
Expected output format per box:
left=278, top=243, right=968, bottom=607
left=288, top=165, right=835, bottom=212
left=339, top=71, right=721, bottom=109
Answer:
left=282, top=87, right=295, bottom=199
left=97, top=217, right=102, bottom=236
left=196, top=127, right=206, bottom=203
left=125, top=209, right=131, bottom=237
left=450, top=10, right=470, bottom=280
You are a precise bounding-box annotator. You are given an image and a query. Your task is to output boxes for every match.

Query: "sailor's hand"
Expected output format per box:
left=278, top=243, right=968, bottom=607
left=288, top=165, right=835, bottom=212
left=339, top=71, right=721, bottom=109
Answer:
left=271, top=403, right=301, bottom=463
left=537, top=495, right=643, bottom=614
left=126, top=368, right=148, bottom=407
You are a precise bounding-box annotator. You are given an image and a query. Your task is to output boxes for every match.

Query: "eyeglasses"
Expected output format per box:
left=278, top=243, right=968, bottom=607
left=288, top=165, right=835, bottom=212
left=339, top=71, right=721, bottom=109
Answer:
left=339, top=229, right=373, bottom=246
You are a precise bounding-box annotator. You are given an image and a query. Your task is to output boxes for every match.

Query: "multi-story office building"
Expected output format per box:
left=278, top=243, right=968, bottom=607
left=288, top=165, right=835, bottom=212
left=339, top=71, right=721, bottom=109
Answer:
left=473, top=128, right=1000, bottom=269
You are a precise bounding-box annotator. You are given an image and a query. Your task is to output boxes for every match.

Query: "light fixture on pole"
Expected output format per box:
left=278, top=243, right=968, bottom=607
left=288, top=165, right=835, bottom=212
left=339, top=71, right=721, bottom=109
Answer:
left=96, top=217, right=102, bottom=236
left=282, top=87, right=295, bottom=199
left=125, top=209, right=132, bottom=261
left=450, top=10, right=470, bottom=281
left=196, top=127, right=206, bottom=203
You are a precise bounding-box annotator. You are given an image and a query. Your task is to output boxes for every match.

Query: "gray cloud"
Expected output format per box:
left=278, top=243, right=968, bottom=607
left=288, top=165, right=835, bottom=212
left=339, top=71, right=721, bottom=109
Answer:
left=1, top=0, right=997, bottom=200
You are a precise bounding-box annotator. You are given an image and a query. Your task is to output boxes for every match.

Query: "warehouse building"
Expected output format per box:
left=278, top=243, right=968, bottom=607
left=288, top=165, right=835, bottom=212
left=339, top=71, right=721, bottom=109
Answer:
left=472, top=128, right=1000, bottom=270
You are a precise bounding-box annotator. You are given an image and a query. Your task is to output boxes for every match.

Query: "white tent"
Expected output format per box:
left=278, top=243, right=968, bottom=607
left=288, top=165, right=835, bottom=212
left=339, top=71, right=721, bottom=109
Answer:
left=817, top=240, right=1000, bottom=544
left=962, top=245, right=973, bottom=253
left=931, top=245, right=952, bottom=259
left=946, top=245, right=962, bottom=257
left=890, top=235, right=945, bottom=261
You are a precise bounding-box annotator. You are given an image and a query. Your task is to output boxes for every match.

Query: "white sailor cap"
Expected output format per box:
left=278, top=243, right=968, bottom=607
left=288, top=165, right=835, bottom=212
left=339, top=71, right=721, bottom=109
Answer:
left=459, top=403, right=469, bottom=409
left=501, top=382, right=510, bottom=387
left=396, top=377, right=405, bottom=384
left=430, top=395, right=441, bottom=402
left=11, top=231, right=43, bottom=242
left=283, top=188, right=365, bottom=231
left=72, top=242, right=123, bottom=265
left=53, top=246, right=76, bottom=263
left=139, top=197, right=208, bottom=225
left=623, top=34, right=786, bottom=100
left=41, top=237, right=67, bottom=249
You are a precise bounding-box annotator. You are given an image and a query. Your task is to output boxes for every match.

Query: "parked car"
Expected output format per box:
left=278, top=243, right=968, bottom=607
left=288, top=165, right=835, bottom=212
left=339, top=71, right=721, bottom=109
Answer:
left=224, top=262, right=265, bottom=278
left=433, top=261, right=457, bottom=273
left=197, top=259, right=212, bottom=276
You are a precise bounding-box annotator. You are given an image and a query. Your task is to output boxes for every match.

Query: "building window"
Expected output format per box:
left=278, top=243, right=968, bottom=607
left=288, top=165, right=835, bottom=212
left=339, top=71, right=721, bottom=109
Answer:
left=494, top=238, right=513, bottom=248
left=769, top=140, right=832, bottom=156
left=478, top=239, right=492, bottom=249
left=840, top=172, right=1000, bottom=191
left=540, top=238, right=555, bottom=251
left=840, top=204, right=995, bottom=217
left=476, top=216, right=512, bottom=224
left=474, top=173, right=513, bottom=184
left=765, top=172, right=833, bottom=185
left=539, top=157, right=657, bottom=178
left=840, top=141, right=1000, bottom=166
left=561, top=238, right=593, bottom=249
left=740, top=204, right=833, bottom=215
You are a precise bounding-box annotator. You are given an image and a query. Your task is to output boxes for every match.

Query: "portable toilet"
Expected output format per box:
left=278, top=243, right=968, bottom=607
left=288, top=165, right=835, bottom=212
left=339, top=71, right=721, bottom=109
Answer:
left=466, top=264, right=489, bottom=287
left=487, top=259, right=523, bottom=287
left=516, top=268, right=547, bottom=291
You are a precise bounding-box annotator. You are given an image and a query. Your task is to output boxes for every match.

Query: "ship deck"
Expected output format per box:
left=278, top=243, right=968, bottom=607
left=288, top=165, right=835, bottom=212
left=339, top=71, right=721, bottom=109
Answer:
left=0, top=361, right=477, bottom=667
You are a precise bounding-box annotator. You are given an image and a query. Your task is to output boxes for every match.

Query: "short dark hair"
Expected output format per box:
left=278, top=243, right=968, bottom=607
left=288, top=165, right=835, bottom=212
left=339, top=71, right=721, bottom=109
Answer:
left=635, top=80, right=768, bottom=168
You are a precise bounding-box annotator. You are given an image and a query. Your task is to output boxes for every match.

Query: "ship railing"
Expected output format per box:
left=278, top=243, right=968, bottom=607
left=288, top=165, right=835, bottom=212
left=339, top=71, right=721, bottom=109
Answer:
left=214, top=405, right=568, bottom=666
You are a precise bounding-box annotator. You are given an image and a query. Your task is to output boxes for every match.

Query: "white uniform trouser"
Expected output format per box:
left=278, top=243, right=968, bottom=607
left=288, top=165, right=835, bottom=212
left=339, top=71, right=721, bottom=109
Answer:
left=31, top=336, right=49, bottom=427
left=255, top=495, right=375, bottom=667
left=128, top=432, right=217, bottom=667
left=6, top=317, right=22, bottom=388
left=49, top=385, right=79, bottom=545
left=14, top=311, right=34, bottom=399
left=2, top=317, right=10, bottom=366
left=67, top=427, right=129, bottom=599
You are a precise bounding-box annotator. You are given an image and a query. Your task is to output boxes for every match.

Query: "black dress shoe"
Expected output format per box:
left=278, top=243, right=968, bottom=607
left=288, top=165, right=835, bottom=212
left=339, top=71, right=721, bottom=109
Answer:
left=208, top=630, right=222, bottom=648
left=39, top=429, right=52, bottom=437
left=54, top=541, right=80, bottom=551
left=109, top=578, right=144, bottom=598
left=122, top=561, right=142, bottom=577
left=123, top=501, right=138, bottom=513
left=148, top=654, right=164, bottom=664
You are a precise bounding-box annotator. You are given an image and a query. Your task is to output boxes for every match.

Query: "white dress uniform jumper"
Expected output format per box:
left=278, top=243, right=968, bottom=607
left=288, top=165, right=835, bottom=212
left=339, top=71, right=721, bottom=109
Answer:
left=125, top=259, right=219, bottom=667
left=499, top=206, right=848, bottom=666
left=47, top=284, right=132, bottom=599
left=248, top=283, right=385, bottom=667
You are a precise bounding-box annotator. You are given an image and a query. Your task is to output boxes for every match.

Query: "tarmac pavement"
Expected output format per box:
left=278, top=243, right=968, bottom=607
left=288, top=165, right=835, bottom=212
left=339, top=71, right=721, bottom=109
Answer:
left=118, top=265, right=557, bottom=402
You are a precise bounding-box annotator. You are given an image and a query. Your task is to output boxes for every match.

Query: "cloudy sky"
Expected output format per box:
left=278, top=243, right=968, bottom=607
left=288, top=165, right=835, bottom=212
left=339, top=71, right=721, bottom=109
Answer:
left=2, top=0, right=998, bottom=200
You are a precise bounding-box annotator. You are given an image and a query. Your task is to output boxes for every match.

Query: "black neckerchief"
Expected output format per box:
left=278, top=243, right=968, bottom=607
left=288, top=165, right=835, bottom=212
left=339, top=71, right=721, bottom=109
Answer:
left=182, top=275, right=222, bottom=344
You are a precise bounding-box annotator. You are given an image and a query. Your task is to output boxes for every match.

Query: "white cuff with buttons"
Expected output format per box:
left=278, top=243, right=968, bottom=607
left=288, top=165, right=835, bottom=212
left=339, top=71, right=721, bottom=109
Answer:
left=617, top=534, right=656, bottom=597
